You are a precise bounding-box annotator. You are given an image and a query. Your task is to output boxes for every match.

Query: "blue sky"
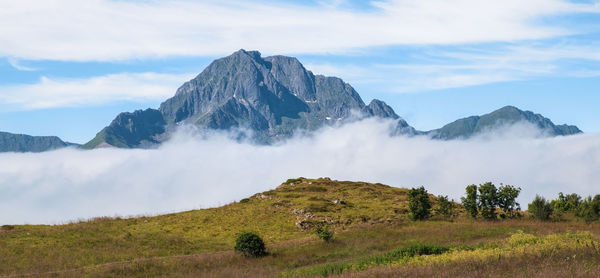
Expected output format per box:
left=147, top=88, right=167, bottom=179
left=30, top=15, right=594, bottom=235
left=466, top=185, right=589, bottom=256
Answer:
left=0, top=0, right=599, bottom=143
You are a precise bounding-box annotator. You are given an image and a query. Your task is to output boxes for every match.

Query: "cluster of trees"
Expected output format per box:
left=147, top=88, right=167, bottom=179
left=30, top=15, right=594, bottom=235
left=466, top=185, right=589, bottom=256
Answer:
left=407, top=183, right=521, bottom=222
left=529, top=193, right=600, bottom=222
left=402, top=184, right=600, bottom=224
left=461, top=182, right=521, bottom=220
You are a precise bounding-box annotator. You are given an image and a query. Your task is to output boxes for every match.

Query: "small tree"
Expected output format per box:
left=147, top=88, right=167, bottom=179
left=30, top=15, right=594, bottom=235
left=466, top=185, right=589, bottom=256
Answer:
left=478, top=182, right=498, bottom=220
left=408, top=186, right=432, bottom=221
left=497, top=184, right=521, bottom=218
left=234, top=232, right=266, bottom=257
left=552, top=192, right=582, bottom=213
left=528, top=195, right=553, bottom=221
left=575, top=195, right=600, bottom=223
left=315, top=224, right=333, bottom=242
left=461, top=184, right=479, bottom=218
left=434, top=195, right=455, bottom=219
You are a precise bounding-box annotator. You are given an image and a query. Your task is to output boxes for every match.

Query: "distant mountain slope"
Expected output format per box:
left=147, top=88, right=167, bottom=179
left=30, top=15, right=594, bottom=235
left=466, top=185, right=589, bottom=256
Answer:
left=0, top=131, right=74, bottom=152
left=84, top=50, right=413, bottom=148
left=81, top=109, right=166, bottom=149
left=428, top=106, right=582, bottom=139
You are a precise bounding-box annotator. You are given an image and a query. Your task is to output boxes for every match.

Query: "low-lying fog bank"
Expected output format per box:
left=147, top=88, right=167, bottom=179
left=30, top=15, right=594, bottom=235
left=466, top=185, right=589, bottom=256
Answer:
left=1, top=118, right=598, bottom=224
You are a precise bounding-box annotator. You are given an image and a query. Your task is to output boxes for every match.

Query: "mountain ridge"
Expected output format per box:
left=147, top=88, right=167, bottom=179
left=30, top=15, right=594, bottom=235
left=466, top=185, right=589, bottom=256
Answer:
left=0, top=131, right=76, bottom=152
left=427, top=105, right=582, bottom=140
left=0, top=50, right=583, bottom=152
left=83, top=50, right=583, bottom=149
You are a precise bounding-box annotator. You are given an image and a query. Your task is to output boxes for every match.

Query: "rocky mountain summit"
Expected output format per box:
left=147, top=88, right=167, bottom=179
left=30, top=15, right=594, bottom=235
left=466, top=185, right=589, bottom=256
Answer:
left=84, top=50, right=414, bottom=148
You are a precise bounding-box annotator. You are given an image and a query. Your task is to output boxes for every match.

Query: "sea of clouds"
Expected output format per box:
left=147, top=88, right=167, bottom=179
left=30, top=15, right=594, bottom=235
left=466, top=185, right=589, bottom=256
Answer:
left=1, top=118, right=599, bottom=224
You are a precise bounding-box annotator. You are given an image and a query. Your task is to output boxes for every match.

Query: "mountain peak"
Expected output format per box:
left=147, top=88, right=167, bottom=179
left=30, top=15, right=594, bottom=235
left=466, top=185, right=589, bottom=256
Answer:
left=429, top=105, right=582, bottom=139
left=232, top=49, right=262, bottom=60
left=85, top=50, right=412, bottom=148
left=365, top=99, right=400, bottom=120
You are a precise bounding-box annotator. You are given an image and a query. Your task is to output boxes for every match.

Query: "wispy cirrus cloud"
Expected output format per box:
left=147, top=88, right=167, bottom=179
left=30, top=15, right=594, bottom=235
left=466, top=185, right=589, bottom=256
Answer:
left=0, top=0, right=598, bottom=61
left=7, top=57, right=37, bottom=71
left=0, top=72, right=193, bottom=109
left=306, top=41, right=600, bottom=93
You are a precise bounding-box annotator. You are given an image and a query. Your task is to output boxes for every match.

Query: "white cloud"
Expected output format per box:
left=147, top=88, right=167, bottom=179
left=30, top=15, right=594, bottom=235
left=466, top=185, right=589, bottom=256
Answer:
left=306, top=42, right=600, bottom=93
left=0, top=72, right=193, bottom=109
left=1, top=119, right=598, bottom=224
left=7, top=57, right=37, bottom=71
left=0, top=0, right=598, bottom=61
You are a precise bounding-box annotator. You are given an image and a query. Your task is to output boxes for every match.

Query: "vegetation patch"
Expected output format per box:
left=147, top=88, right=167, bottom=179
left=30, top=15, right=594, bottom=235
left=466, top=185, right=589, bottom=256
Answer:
left=410, top=231, right=599, bottom=267
left=284, top=243, right=452, bottom=276
left=286, top=178, right=306, bottom=184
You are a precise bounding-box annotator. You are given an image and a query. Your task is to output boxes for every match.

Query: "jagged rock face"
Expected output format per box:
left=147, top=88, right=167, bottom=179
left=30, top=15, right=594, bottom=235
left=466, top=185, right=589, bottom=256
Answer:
left=428, top=106, right=582, bottom=139
left=160, top=50, right=308, bottom=129
left=365, top=99, right=400, bottom=120
left=86, top=49, right=409, bottom=148
left=158, top=49, right=383, bottom=140
left=0, top=132, right=72, bottom=152
left=263, top=55, right=317, bottom=102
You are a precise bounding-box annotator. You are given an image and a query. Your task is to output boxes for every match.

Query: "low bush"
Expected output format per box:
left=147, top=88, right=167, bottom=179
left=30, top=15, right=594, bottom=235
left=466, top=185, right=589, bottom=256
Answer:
left=285, top=177, right=305, bottom=184
left=315, top=224, right=333, bottom=242
left=234, top=232, right=266, bottom=257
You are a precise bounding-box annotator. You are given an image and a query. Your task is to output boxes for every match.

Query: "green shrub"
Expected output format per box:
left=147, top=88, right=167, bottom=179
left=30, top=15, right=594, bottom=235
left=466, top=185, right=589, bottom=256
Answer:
left=234, top=232, right=266, bottom=257
left=434, top=195, right=455, bottom=218
left=478, top=182, right=498, bottom=220
left=552, top=192, right=582, bottom=213
left=528, top=195, right=553, bottom=221
left=497, top=184, right=521, bottom=218
left=239, top=198, right=249, bottom=203
left=285, top=177, right=305, bottom=184
left=575, top=195, right=600, bottom=222
left=462, top=184, right=479, bottom=218
left=407, top=186, right=432, bottom=221
left=315, top=224, right=333, bottom=242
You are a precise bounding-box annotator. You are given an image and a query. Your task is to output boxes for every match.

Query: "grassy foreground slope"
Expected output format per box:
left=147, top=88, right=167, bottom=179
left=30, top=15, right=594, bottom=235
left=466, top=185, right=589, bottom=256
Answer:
left=0, top=178, right=599, bottom=277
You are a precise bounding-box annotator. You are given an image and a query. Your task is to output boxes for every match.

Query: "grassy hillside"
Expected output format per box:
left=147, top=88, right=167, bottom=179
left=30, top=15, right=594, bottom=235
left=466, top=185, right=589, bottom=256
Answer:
left=1, top=178, right=599, bottom=277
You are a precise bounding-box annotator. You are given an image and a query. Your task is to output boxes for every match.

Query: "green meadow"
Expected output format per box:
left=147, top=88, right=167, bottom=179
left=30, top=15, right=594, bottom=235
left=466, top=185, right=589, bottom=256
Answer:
left=1, top=178, right=599, bottom=277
